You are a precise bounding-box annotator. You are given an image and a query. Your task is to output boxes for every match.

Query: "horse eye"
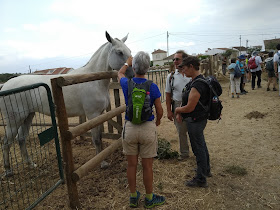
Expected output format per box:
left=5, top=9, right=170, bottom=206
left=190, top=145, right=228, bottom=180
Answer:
left=117, top=50, right=123, bottom=55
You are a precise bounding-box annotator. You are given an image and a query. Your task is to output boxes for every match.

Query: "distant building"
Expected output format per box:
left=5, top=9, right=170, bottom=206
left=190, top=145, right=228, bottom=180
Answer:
left=151, top=49, right=168, bottom=66
left=33, top=67, right=74, bottom=75
left=204, top=48, right=230, bottom=56
left=263, top=38, right=280, bottom=51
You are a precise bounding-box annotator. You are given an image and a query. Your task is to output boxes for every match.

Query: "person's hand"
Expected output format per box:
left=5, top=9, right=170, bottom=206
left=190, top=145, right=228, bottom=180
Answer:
left=126, top=56, right=133, bottom=66
left=156, top=118, right=161, bottom=126
left=167, top=110, right=174, bottom=121
left=176, top=113, right=182, bottom=123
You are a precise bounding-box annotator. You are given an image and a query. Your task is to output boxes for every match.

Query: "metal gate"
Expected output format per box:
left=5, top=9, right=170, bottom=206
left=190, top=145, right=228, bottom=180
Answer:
left=0, top=83, right=63, bottom=209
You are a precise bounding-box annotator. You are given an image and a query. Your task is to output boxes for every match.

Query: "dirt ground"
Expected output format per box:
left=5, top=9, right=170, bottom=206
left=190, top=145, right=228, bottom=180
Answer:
left=36, top=75, right=280, bottom=210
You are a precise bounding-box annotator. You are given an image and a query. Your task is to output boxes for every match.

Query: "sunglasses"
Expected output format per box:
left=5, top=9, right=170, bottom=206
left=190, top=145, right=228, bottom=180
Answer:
left=172, top=58, right=181, bottom=62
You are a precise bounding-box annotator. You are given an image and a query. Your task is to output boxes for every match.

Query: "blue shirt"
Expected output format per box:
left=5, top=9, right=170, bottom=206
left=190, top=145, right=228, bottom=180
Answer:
left=236, top=60, right=245, bottom=74
left=120, top=77, right=161, bottom=121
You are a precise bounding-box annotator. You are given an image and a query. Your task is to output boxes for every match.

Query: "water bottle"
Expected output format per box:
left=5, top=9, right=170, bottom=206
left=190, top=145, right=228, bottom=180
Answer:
left=144, top=92, right=150, bottom=107
left=144, top=91, right=151, bottom=113
left=212, top=96, right=218, bottom=103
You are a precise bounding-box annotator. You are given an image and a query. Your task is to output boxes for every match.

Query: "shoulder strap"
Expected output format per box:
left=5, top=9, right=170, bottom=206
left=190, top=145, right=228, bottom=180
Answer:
left=191, top=78, right=219, bottom=112
left=169, top=72, right=175, bottom=97
left=128, top=79, right=152, bottom=94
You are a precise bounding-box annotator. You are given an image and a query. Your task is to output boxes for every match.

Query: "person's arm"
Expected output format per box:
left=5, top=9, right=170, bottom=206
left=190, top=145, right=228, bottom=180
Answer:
left=175, top=87, right=200, bottom=122
left=274, top=61, right=278, bottom=76
left=154, top=97, right=163, bottom=126
left=165, top=92, right=173, bottom=121
left=118, top=56, right=132, bottom=81
left=165, top=74, right=173, bottom=121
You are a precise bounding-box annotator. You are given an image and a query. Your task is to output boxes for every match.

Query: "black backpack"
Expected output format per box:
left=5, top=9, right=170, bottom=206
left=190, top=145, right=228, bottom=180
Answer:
left=183, top=76, right=223, bottom=121
left=126, top=79, right=153, bottom=124
left=265, top=58, right=274, bottom=72
left=234, top=64, right=242, bottom=78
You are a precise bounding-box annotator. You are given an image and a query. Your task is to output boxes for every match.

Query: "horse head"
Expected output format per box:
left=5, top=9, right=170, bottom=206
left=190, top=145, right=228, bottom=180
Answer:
left=106, top=31, right=134, bottom=78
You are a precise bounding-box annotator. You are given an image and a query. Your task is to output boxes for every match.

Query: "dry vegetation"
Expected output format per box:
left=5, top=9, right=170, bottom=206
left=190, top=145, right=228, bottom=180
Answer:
left=1, top=73, right=280, bottom=209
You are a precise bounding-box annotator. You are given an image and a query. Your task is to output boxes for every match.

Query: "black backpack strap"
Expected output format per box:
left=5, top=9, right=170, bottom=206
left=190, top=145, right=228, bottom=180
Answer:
left=128, top=79, right=152, bottom=93
left=127, top=79, right=135, bottom=99
left=190, top=78, right=212, bottom=112
left=169, top=72, right=175, bottom=98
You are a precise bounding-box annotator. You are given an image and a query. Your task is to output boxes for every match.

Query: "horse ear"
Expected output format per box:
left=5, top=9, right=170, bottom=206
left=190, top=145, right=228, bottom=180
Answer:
left=121, top=33, right=129, bottom=43
left=106, top=31, right=112, bottom=43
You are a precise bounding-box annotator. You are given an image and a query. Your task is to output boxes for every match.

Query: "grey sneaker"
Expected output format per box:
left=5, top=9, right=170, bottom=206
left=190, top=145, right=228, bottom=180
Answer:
left=129, top=191, right=140, bottom=208
left=144, top=194, right=165, bottom=209
left=178, top=155, right=189, bottom=161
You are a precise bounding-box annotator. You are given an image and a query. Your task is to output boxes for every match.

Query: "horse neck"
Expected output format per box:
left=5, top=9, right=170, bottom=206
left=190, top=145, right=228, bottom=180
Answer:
left=73, top=43, right=112, bottom=74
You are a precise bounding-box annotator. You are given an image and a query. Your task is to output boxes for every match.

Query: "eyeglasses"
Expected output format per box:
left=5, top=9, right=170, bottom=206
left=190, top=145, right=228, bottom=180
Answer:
left=172, top=58, right=181, bottom=62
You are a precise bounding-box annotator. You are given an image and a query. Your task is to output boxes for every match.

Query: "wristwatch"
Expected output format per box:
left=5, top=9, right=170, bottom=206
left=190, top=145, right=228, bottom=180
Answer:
left=124, top=63, right=129, bottom=66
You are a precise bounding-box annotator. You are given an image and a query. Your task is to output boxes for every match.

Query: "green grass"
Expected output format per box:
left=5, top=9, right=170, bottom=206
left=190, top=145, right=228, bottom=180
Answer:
left=225, top=165, right=247, bottom=176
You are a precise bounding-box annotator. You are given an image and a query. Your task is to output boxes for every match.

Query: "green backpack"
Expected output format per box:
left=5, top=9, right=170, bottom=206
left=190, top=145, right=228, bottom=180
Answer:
left=127, top=79, right=153, bottom=124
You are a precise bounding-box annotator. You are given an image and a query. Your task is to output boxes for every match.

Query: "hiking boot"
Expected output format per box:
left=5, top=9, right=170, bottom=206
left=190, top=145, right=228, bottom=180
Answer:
left=178, top=155, right=189, bottom=161
left=185, top=177, right=208, bottom=188
left=258, top=85, right=262, bottom=88
left=144, top=194, right=165, bottom=209
left=273, top=88, right=277, bottom=91
left=252, top=87, right=255, bottom=90
left=267, top=88, right=270, bottom=91
left=129, top=191, right=140, bottom=208
left=193, top=168, right=212, bottom=177
left=231, top=95, right=234, bottom=98
left=237, top=94, right=240, bottom=98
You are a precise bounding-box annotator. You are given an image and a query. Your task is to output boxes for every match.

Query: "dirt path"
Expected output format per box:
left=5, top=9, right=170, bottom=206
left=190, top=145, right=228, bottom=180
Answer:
left=37, top=77, right=280, bottom=210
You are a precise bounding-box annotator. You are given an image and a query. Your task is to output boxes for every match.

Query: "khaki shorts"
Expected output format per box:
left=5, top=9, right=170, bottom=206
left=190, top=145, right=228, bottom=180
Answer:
left=122, top=121, right=158, bottom=158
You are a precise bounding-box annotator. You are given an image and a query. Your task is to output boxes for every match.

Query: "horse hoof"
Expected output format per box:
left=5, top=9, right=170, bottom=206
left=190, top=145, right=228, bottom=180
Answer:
left=100, top=161, right=109, bottom=169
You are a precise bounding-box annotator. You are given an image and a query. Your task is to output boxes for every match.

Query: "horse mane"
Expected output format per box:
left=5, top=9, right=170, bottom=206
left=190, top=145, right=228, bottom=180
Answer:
left=82, top=42, right=111, bottom=68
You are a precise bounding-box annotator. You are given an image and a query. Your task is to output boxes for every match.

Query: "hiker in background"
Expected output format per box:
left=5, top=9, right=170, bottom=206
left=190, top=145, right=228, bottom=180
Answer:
left=222, top=57, right=227, bottom=75
left=228, top=58, right=241, bottom=98
left=265, top=52, right=277, bottom=91
left=246, top=55, right=251, bottom=82
left=175, top=56, right=211, bottom=188
left=118, top=52, right=165, bottom=208
left=249, top=51, right=262, bottom=90
left=165, top=50, right=191, bottom=161
left=274, top=43, right=280, bottom=96
left=237, top=54, right=248, bottom=94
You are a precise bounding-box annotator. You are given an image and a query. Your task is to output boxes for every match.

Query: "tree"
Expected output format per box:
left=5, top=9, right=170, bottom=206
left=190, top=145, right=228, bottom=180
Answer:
left=222, top=49, right=234, bottom=57
left=247, top=46, right=262, bottom=55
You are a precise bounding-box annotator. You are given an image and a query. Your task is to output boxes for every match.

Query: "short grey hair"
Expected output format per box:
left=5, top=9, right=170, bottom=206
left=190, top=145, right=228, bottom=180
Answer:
left=132, top=51, right=150, bottom=75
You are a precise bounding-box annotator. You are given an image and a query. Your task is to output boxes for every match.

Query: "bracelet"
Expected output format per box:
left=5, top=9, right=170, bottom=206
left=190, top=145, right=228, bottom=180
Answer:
left=124, top=63, right=129, bottom=66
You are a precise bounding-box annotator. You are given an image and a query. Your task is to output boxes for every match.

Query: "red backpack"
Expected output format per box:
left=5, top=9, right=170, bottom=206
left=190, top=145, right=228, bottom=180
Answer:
left=248, top=57, right=258, bottom=69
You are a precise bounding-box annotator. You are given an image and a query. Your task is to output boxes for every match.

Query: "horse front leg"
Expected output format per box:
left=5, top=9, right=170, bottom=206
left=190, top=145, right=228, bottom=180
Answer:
left=2, top=125, right=19, bottom=177
left=91, top=125, right=109, bottom=169
left=3, top=136, right=12, bottom=177
left=16, top=113, right=36, bottom=169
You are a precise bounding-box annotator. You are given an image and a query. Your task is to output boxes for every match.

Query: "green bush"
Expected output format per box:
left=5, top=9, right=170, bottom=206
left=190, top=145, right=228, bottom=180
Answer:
left=157, top=138, right=179, bottom=159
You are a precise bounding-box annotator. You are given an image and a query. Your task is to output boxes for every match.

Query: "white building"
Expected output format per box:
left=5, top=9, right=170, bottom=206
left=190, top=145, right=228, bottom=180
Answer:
left=151, top=49, right=168, bottom=66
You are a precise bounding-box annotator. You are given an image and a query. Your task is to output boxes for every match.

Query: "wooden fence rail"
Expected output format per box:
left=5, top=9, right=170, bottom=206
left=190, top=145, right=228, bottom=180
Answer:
left=51, top=71, right=127, bottom=209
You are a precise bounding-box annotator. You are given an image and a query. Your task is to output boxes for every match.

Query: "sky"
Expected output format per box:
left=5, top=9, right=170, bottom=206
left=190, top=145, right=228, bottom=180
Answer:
left=0, top=0, right=280, bottom=74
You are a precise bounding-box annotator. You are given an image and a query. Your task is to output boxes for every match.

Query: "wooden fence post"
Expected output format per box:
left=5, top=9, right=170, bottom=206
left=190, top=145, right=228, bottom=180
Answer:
left=51, top=78, right=80, bottom=209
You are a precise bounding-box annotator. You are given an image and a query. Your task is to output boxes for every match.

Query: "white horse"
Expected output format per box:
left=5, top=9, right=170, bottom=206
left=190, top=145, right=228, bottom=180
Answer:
left=0, top=31, right=132, bottom=176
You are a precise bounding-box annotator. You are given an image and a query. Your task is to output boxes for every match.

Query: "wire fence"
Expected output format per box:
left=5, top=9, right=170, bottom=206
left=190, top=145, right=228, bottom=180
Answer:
left=0, top=84, right=63, bottom=210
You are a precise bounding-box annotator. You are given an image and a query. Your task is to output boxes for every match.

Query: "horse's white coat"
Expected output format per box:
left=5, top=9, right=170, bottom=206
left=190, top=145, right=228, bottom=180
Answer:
left=0, top=32, right=132, bottom=175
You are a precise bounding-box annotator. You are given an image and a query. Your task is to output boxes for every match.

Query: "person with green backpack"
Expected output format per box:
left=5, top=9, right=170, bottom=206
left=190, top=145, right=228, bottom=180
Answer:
left=265, top=52, right=277, bottom=91
left=118, top=51, right=165, bottom=208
